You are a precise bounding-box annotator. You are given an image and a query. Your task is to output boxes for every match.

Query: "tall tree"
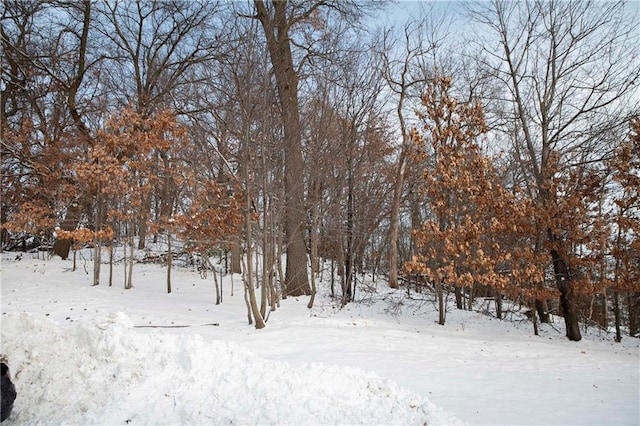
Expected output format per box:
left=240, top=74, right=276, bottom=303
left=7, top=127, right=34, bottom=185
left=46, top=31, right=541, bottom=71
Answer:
left=252, top=0, right=378, bottom=297
left=253, top=0, right=310, bottom=296
left=379, top=9, right=449, bottom=289
left=468, top=0, right=640, bottom=341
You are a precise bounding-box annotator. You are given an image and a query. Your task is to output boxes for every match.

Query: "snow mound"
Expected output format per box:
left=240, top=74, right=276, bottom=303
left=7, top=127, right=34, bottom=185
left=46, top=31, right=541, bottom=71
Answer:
left=1, top=313, right=461, bottom=425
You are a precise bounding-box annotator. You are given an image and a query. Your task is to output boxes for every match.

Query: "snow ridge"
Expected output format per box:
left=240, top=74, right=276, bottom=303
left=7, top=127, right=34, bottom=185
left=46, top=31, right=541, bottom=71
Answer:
left=1, top=312, right=461, bottom=425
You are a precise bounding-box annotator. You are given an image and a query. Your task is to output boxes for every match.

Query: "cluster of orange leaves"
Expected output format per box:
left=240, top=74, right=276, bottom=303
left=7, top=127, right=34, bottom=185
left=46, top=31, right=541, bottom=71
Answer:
left=3, top=107, right=244, bottom=251
left=173, top=180, right=245, bottom=252
left=57, top=226, right=115, bottom=244
left=2, top=201, right=57, bottom=236
left=405, top=75, right=554, bottom=301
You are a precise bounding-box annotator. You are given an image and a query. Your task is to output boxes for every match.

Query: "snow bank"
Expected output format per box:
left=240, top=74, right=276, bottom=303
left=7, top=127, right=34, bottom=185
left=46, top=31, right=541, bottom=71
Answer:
left=1, top=312, right=461, bottom=425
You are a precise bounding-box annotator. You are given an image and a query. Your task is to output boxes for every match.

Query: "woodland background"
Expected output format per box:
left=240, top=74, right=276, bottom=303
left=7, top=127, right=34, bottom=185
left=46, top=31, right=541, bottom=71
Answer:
left=2, top=0, right=639, bottom=342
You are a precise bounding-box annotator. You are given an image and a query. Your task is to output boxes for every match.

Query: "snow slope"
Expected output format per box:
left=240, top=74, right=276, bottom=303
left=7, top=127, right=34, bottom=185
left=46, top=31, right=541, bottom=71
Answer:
left=1, top=252, right=638, bottom=425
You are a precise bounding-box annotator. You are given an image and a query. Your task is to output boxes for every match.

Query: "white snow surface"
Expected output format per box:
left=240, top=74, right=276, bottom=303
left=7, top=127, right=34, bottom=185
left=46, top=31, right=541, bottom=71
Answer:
left=1, top=251, right=639, bottom=425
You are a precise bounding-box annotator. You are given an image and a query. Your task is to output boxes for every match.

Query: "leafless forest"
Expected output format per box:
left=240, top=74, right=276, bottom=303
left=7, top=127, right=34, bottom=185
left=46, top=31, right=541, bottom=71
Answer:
left=2, top=0, right=639, bottom=341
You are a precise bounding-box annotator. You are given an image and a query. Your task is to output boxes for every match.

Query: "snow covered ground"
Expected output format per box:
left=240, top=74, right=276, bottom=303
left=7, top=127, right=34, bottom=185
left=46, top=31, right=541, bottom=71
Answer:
left=1, top=250, right=638, bottom=425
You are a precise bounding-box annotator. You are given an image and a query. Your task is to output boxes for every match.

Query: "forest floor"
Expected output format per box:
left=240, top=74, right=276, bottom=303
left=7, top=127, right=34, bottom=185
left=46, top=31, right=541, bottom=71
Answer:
left=1, top=249, right=638, bottom=425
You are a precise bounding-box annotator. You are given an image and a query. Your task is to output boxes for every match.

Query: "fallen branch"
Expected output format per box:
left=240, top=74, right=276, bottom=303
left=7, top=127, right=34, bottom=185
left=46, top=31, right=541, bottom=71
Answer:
left=134, top=323, right=219, bottom=328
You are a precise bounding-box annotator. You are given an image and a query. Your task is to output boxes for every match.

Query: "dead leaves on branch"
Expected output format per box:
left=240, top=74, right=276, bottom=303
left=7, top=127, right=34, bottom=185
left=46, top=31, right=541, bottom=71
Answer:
left=406, top=75, right=551, bottom=300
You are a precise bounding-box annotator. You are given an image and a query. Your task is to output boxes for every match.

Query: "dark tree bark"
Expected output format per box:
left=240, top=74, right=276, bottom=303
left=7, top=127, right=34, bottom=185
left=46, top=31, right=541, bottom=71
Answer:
left=254, top=0, right=310, bottom=297
left=628, top=292, right=640, bottom=338
left=613, top=290, right=622, bottom=343
left=52, top=239, right=72, bottom=260
left=455, top=287, right=463, bottom=310
left=535, top=299, right=550, bottom=324
left=551, top=248, right=581, bottom=341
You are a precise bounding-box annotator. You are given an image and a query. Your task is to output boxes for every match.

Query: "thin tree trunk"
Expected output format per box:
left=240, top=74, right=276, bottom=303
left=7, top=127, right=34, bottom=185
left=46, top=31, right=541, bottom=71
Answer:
left=206, top=257, right=221, bottom=305
left=126, top=226, right=134, bottom=290
left=259, top=235, right=267, bottom=319
left=137, top=195, right=151, bottom=250
left=213, top=263, right=220, bottom=305
left=388, top=146, right=405, bottom=289
left=613, top=290, right=622, bottom=342
left=123, top=238, right=127, bottom=288
left=437, top=280, right=445, bottom=325
left=93, top=181, right=102, bottom=286
left=330, top=258, right=335, bottom=298
left=308, top=181, right=320, bottom=309
left=601, top=288, right=607, bottom=331
left=308, top=259, right=317, bottom=309
left=108, top=244, right=113, bottom=287
left=166, top=233, right=172, bottom=294
left=343, top=166, right=355, bottom=305
left=245, top=235, right=265, bottom=328
left=242, top=257, right=253, bottom=325
left=276, top=230, right=284, bottom=300
left=628, top=292, right=640, bottom=338
left=243, top=162, right=265, bottom=329
left=532, top=305, right=539, bottom=336
left=495, top=291, right=503, bottom=320
left=261, top=173, right=271, bottom=313
left=93, top=244, right=101, bottom=286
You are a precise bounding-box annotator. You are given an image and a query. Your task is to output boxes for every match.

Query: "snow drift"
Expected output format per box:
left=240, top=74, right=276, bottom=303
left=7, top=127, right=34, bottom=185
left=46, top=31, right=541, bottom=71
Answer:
left=1, top=311, right=459, bottom=425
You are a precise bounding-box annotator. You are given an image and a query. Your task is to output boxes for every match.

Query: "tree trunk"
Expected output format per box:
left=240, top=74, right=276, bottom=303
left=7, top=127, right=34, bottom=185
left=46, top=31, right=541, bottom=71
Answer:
left=166, top=233, right=172, bottom=294
left=137, top=194, right=151, bottom=250
left=455, top=286, right=463, bottom=310
left=93, top=245, right=101, bottom=286
left=244, top=213, right=265, bottom=329
left=628, top=292, right=640, bottom=338
left=52, top=239, right=72, bottom=260
left=206, top=256, right=221, bottom=305
left=468, top=285, right=475, bottom=310
left=437, top=279, right=445, bottom=325
left=308, top=182, right=320, bottom=309
left=532, top=306, right=539, bottom=336
left=343, top=168, right=355, bottom=304
left=213, top=262, right=221, bottom=305
left=231, top=241, right=242, bottom=274
left=388, top=147, right=407, bottom=289
left=495, top=291, right=503, bottom=320
left=108, top=244, right=113, bottom=287
left=551, top=248, right=581, bottom=341
left=613, top=290, right=622, bottom=342
left=242, top=137, right=265, bottom=328
left=255, top=0, right=309, bottom=297
left=126, top=225, right=134, bottom=290
left=535, top=299, right=550, bottom=323
left=262, top=218, right=272, bottom=313
left=123, top=238, right=127, bottom=287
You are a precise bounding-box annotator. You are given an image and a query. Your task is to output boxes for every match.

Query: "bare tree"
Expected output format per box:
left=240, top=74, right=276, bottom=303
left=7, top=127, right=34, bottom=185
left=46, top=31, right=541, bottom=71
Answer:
left=252, top=0, right=375, bottom=297
left=253, top=0, right=311, bottom=297
left=378, top=11, right=450, bottom=289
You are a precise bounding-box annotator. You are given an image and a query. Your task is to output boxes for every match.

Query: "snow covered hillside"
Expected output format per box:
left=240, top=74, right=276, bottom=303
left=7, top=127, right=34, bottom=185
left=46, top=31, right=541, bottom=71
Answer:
left=1, top=252, right=638, bottom=425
